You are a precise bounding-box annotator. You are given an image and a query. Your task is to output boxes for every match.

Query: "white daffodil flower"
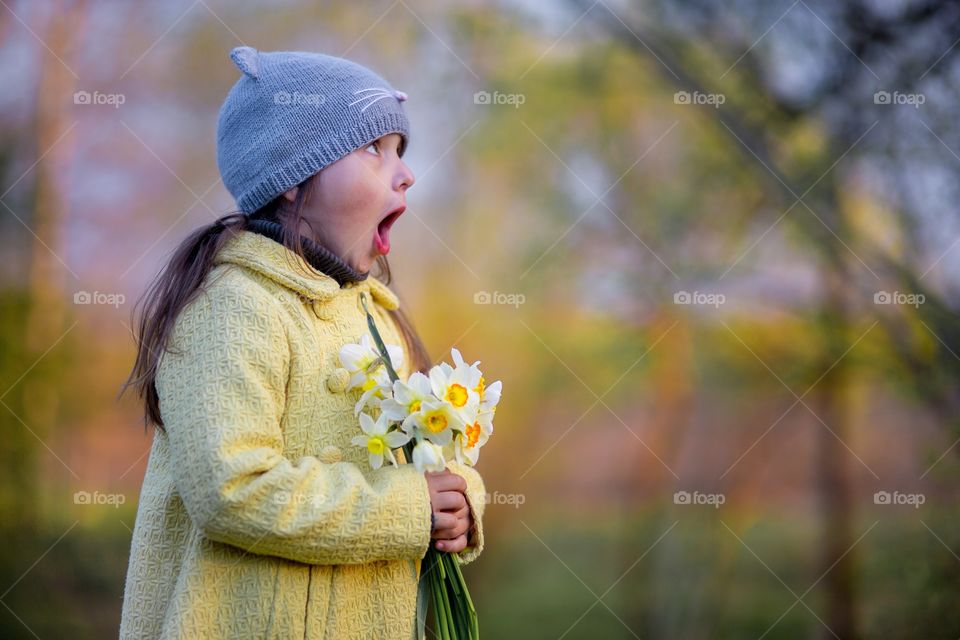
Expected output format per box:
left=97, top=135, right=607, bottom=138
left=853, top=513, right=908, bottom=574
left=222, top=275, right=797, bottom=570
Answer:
left=453, top=411, right=492, bottom=466
left=379, top=371, right=433, bottom=432
left=446, top=347, right=501, bottom=415
left=477, top=378, right=501, bottom=414
left=411, top=440, right=446, bottom=473
left=353, top=376, right=393, bottom=417
left=339, top=334, right=404, bottom=392
left=351, top=412, right=411, bottom=469
left=407, top=397, right=466, bottom=446
left=437, top=347, right=475, bottom=374
left=428, top=351, right=480, bottom=426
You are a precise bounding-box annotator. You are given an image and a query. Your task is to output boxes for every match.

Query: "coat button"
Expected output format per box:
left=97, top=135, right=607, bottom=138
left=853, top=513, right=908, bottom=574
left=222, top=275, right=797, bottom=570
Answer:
left=318, top=445, right=343, bottom=464
left=326, top=368, right=351, bottom=393
left=312, top=299, right=333, bottom=320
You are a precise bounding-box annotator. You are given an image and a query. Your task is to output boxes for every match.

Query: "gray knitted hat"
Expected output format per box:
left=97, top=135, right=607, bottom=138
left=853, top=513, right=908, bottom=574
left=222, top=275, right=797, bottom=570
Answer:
left=216, top=46, right=410, bottom=214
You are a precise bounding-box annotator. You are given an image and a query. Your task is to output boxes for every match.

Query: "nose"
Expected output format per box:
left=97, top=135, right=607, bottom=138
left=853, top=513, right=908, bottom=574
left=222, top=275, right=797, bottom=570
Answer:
left=395, top=161, right=415, bottom=192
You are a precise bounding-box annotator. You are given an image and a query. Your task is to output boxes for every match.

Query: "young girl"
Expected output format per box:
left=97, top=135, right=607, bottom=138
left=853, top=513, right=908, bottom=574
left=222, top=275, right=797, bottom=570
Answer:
left=119, top=47, right=486, bottom=639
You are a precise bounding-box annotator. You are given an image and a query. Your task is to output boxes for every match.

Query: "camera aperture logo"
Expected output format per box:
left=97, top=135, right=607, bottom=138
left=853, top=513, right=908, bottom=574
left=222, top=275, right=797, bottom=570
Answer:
left=674, top=490, right=725, bottom=508
left=873, top=490, right=924, bottom=509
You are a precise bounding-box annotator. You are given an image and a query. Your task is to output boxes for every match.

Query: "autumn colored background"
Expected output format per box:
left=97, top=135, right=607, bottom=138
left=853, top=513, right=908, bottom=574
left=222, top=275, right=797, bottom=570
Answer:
left=2, top=1, right=959, bottom=638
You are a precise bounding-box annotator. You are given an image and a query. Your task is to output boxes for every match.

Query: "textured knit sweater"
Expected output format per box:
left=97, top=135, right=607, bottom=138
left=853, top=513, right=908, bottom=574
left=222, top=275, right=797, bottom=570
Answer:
left=119, top=230, right=486, bottom=639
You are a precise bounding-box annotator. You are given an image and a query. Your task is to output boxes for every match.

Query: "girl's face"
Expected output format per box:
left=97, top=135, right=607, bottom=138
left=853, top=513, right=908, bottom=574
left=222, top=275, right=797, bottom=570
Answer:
left=282, top=133, right=415, bottom=274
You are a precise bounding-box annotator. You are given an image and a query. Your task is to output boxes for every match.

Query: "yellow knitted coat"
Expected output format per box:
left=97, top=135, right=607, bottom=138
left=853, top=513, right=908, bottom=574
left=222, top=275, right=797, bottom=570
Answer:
left=120, top=230, right=486, bottom=639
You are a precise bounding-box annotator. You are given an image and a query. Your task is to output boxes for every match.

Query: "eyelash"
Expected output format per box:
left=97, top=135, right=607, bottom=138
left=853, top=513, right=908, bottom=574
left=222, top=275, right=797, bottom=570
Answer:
left=366, top=140, right=382, bottom=155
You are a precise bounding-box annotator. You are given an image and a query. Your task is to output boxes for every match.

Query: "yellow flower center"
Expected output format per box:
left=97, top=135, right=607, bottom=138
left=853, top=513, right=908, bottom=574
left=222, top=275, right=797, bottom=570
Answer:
left=409, top=399, right=422, bottom=414
left=473, top=376, right=485, bottom=398
left=367, top=436, right=385, bottom=455
left=361, top=377, right=378, bottom=392
left=445, top=383, right=468, bottom=408
left=425, top=412, right=448, bottom=433
left=464, top=422, right=481, bottom=448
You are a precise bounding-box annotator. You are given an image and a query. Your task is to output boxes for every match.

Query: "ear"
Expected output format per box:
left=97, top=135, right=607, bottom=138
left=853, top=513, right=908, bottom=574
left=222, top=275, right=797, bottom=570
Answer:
left=229, top=46, right=260, bottom=80
left=282, top=186, right=298, bottom=203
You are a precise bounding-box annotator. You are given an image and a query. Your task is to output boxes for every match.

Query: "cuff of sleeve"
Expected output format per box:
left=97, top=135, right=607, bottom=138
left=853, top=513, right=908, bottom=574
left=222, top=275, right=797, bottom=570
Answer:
left=445, top=460, right=485, bottom=566
left=385, top=462, right=434, bottom=561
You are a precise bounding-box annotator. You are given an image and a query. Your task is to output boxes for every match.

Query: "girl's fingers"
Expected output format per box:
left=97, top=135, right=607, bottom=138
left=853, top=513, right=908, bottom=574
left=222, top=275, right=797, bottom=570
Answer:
left=432, top=490, right=466, bottom=512
left=431, top=512, right=458, bottom=534
left=431, top=510, right=472, bottom=540
left=426, top=471, right=467, bottom=494
left=434, top=533, right=467, bottom=553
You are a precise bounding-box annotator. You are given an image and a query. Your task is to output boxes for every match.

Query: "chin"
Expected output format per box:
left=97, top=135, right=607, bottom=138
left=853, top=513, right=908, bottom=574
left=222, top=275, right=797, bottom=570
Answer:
left=352, top=255, right=373, bottom=273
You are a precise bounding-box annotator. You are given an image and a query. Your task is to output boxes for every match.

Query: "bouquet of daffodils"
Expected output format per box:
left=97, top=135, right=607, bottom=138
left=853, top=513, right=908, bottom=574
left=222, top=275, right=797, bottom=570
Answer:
left=338, top=293, right=501, bottom=639
left=340, top=335, right=499, bottom=474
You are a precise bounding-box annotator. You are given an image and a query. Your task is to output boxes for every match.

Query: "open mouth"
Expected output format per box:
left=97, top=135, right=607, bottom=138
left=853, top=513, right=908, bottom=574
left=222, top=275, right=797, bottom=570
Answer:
left=374, top=205, right=405, bottom=255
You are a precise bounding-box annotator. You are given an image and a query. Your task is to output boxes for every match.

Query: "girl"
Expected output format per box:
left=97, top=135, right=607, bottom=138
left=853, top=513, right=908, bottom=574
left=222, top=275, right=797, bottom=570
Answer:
left=118, top=47, right=486, bottom=639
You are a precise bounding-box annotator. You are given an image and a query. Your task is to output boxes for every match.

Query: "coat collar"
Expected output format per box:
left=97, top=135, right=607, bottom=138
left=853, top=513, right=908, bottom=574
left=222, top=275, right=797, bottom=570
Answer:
left=214, top=230, right=400, bottom=310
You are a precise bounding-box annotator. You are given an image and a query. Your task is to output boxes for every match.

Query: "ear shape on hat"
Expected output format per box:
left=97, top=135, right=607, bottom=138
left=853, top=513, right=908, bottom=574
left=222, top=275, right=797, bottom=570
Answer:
left=230, top=46, right=260, bottom=80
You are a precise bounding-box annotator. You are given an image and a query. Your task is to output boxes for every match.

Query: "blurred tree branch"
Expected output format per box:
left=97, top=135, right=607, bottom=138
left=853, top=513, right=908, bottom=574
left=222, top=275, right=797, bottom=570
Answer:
left=582, top=0, right=960, bottom=422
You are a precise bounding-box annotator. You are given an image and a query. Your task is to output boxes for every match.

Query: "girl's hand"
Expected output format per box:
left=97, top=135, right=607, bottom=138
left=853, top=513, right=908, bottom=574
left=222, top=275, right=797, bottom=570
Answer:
left=425, top=469, right=474, bottom=553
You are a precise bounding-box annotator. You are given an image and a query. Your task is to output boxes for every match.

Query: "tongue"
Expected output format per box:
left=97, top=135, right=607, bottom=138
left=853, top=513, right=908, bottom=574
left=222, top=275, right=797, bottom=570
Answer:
left=375, top=221, right=391, bottom=254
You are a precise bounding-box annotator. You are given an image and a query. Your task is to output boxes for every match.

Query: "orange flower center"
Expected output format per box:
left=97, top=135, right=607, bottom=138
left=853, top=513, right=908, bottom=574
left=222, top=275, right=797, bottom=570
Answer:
left=445, top=383, right=468, bottom=407
left=473, top=376, right=486, bottom=398
left=464, top=422, right=481, bottom=448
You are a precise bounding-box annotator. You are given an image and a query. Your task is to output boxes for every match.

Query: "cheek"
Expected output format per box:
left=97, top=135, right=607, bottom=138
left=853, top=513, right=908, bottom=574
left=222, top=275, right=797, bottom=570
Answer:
left=316, top=159, right=381, bottom=219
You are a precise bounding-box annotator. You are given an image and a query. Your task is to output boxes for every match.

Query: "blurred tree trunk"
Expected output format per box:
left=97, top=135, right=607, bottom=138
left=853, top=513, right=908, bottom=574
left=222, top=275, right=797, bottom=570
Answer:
left=15, top=0, right=86, bottom=531
left=628, top=311, right=692, bottom=636
left=813, top=264, right=858, bottom=640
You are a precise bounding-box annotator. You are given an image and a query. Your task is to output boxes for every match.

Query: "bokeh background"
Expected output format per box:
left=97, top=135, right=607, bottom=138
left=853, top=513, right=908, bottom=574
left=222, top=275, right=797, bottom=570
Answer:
left=2, top=0, right=960, bottom=638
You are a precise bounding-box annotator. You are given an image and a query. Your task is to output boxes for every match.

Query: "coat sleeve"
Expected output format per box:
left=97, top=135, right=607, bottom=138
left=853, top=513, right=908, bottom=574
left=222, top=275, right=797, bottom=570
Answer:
left=155, top=279, right=432, bottom=566
left=444, top=460, right=486, bottom=565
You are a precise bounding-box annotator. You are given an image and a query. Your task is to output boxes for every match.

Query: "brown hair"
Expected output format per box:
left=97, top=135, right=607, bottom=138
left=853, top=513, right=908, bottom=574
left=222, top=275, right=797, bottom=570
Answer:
left=119, top=174, right=432, bottom=431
